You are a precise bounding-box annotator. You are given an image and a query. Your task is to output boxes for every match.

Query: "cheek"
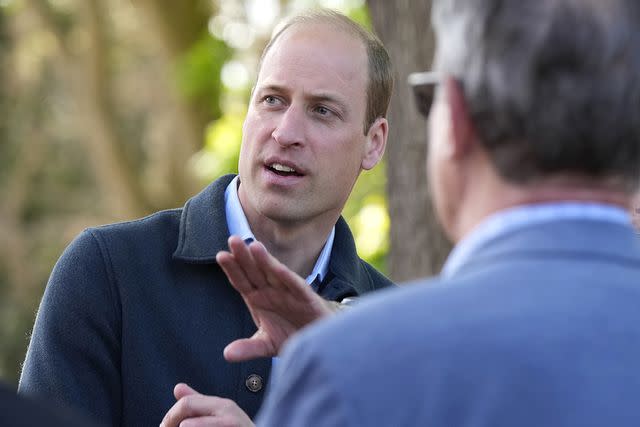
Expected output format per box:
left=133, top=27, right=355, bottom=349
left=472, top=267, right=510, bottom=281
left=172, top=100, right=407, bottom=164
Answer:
left=340, top=140, right=367, bottom=178
left=239, top=116, right=268, bottom=160
left=426, top=119, right=452, bottom=228
left=238, top=142, right=249, bottom=176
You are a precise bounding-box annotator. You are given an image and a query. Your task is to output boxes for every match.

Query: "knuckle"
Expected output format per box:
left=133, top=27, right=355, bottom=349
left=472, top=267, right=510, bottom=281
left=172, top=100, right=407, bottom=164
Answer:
left=176, top=396, right=194, bottom=413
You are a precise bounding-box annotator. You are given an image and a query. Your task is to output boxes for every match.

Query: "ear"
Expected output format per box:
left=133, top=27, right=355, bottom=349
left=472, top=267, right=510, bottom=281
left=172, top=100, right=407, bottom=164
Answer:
left=444, top=77, right=476, bottom=159
left=361, top=117, right=389, bottom=170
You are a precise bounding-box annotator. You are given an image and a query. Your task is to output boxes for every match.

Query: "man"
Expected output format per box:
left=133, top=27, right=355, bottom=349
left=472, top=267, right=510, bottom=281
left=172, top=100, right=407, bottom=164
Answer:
left=254, top=0, right=640, bottom=426
left=18, top=9, right=393, bottom=426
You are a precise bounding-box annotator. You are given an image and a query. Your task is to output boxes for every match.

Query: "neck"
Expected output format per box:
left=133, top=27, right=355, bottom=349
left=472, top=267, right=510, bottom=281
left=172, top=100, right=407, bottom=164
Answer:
left=251, top=216, right=334, bottom=279
left=237, top=185, right=336, bottom=279
left=453, top=172, right=631, bottom=243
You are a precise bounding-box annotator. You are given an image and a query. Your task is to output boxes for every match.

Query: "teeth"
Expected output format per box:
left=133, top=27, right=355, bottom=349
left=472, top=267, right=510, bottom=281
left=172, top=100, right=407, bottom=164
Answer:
left=270, top=163, right=296, bottom=173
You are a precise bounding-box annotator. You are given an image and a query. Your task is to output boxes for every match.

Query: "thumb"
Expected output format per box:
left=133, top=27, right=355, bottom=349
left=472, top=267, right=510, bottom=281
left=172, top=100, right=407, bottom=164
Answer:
left=224, top=337, right=272, bottom=362
left=173, top=382, right=199, bottom=400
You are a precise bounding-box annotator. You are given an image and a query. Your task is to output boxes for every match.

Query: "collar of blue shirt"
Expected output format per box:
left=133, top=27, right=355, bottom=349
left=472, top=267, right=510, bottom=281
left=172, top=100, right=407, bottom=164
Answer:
left=441, top=202, right=631, bottom=278
left=224, top=176, right=335, bottom=284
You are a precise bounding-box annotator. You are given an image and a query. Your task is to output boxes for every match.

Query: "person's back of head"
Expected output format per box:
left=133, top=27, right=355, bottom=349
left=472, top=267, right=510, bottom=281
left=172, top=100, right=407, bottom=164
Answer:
left=432, top=0, right=640, bottom=191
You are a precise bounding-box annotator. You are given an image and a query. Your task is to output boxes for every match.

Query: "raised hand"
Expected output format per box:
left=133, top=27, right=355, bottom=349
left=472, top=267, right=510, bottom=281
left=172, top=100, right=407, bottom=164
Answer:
left=216, top=236, right=334, bottom=362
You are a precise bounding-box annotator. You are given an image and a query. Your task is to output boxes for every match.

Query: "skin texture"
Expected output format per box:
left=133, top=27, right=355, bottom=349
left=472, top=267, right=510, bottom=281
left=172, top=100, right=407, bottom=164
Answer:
left=163, top=21, right=388, bottom=427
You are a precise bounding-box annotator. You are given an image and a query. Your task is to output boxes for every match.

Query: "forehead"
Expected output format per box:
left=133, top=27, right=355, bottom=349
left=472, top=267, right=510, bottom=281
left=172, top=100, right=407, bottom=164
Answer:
left=257, top=23, right=368, bottom=97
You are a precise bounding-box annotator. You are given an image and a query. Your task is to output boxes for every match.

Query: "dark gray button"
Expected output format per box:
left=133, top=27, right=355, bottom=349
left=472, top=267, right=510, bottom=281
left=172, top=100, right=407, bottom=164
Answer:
left=245, top=374, right=263, bottom=392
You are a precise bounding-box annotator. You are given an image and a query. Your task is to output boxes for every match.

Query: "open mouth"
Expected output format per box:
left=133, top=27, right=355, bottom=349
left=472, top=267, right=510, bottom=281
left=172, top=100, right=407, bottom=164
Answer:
left=267, top=162, right=303, bottom=177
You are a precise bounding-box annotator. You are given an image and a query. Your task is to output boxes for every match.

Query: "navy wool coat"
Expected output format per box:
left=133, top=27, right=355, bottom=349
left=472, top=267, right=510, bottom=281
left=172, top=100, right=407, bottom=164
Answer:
left=18, top=174, right=393, bottom=426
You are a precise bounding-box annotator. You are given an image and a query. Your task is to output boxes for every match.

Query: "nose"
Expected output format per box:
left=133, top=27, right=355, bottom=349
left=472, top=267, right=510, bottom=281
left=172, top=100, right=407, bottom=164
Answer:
left=272, top=105, right=305, bottom=147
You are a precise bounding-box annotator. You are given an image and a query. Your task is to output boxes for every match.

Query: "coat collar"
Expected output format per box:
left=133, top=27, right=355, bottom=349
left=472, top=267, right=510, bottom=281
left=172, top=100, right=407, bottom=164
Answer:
left=321, top=216, right=370, bottom=300
left=172, top=174, right=376, bottom=299
left=173, top=174, right=235, bottom=263
left=453, top=219, right=640, bottom=277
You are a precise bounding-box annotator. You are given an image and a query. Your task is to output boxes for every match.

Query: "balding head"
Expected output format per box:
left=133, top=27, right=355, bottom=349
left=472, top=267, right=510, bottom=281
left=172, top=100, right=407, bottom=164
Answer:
left=258, top=9, right=393, bottom=134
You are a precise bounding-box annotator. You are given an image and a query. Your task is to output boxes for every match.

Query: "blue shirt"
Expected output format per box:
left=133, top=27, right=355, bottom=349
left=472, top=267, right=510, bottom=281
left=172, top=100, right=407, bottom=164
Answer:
left=442, top=202, right=631, bottom=278
left=224, top=176, right=335, bottom=284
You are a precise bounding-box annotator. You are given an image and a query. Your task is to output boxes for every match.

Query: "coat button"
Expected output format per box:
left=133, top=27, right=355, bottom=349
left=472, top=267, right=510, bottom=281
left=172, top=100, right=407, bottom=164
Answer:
left=245, top=374, right=263, bottom=393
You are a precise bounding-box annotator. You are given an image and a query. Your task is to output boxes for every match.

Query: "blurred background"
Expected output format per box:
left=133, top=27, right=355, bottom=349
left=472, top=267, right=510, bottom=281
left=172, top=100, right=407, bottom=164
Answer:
left=0, top=0, right=451, bottom=386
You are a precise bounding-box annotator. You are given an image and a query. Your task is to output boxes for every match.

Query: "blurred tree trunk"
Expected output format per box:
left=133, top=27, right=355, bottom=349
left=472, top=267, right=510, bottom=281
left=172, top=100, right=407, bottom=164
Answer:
left=26, top=0, right=150, bottom=218
left=132, top=0, right=215, bottom=205
left=367, top=1, right=452, bottom=282
left=25, top=0, right=217, bottom=216
left=83, top=0, right=151, bottom=217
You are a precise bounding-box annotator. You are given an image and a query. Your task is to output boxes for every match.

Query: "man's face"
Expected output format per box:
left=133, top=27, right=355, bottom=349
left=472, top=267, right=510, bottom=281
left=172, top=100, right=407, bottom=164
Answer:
left=238, top=24, right=375, bottom=227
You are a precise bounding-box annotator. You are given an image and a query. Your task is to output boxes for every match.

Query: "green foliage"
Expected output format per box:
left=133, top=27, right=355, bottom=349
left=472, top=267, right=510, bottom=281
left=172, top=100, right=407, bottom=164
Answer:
left=344, top=4, right=372, bottom=29
left=343, top=160, right=389, bottom=273
left=175, top=32, right=232, bottom=119
left=192, top=112, right=244, bottom=181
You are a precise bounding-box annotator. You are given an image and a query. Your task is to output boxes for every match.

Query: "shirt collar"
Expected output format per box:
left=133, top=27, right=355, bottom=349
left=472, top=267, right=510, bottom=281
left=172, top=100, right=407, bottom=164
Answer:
left=225, top=176, right=255, bottom=242
left=224, top=176, right=335, bottom=284
left=442, top=202, right=631, bottom=278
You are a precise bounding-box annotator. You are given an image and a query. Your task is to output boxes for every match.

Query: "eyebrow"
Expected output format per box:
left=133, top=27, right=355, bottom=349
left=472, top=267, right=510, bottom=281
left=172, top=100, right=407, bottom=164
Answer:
left=307, top=93, right=349, bottom=115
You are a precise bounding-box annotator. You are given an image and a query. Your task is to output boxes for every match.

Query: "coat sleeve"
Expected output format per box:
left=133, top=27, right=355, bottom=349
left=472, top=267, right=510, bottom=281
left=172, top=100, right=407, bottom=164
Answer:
left=256, top=332, right=352, bottom=427
left=18, top=229, right=122, bottom=425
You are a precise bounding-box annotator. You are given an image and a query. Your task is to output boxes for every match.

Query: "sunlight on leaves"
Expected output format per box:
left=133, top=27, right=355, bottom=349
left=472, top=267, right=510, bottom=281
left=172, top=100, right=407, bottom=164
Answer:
left=192, top=113, right=244, bottom=181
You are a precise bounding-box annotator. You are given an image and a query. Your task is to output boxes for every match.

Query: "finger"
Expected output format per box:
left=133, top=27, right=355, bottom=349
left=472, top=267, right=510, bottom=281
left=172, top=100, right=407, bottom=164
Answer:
left=179, top=415, right=254, bottom=427
left=224, top=335, right=273, bottom=362
left=251, top=241, right=313, bottom=297
left=251, top=242, right=334, bottom=322
left=224, top=236, right=267, bottom=289
left=174, top=383, right=198, bottom=400
left=228, top=237, right=270, bottom=290
left=216, top=251, right=254, bottom=294
left=177, top=416, right=219, bottom=427
left=161, top=395, right=228, bottom=427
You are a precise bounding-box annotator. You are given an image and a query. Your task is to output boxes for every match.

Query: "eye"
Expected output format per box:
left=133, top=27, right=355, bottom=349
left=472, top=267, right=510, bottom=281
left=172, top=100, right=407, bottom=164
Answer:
left=262, top=95, right=282, bottom=106
left=314, top=105, right=333, bottom=117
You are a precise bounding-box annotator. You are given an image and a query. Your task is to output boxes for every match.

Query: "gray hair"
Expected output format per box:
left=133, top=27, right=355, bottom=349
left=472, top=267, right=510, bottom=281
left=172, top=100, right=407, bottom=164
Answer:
left=432, top=0, right=640, bottom=191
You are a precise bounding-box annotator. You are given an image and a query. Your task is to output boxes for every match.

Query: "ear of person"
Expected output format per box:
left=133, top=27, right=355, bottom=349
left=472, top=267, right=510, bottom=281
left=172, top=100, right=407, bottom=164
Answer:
left=361, top=117, right=389, bottom=170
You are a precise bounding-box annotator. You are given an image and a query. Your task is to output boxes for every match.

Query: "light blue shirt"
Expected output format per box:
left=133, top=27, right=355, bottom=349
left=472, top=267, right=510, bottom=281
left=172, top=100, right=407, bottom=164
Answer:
left=224, top=176, right=335, bottom=284
left=442, top=202, right=631, bottom=278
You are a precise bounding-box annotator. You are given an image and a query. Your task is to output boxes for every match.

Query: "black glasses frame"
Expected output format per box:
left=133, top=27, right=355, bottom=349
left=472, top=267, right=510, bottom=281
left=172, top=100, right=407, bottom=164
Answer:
left=407, top=71, right=440, bottom=118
